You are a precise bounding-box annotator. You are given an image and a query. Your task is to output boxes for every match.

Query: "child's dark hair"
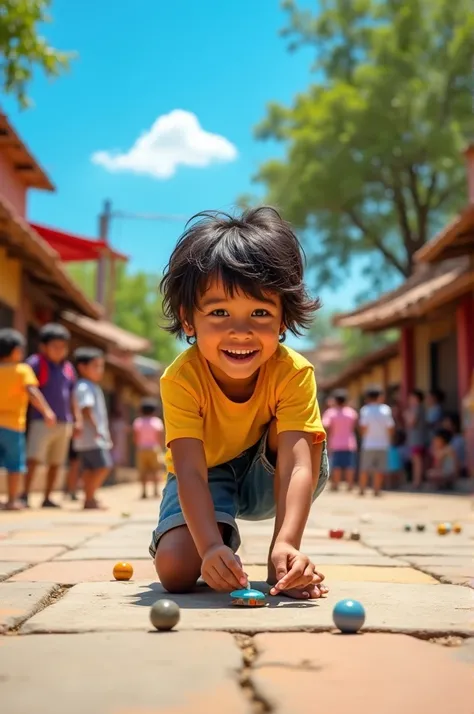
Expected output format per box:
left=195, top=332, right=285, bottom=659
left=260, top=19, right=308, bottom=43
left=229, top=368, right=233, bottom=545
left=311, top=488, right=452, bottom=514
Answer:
left=365, top=386, right=382, bottom=401
left=39, top=323, right=70, bottom=344
left=410, top=388, right=424, bottom=402
left=160, top=207, right=321, bottom=342
left=434, top=428, right=452, bottom=445
left=429, top=388, right=445, bottom=403
left=0, top=328, right=25, bottom=359
left=73, top=347, right=104, bottom=366
left=140, top=398, right=158, bottom=416
left=333, top=389, right=348, bottom=406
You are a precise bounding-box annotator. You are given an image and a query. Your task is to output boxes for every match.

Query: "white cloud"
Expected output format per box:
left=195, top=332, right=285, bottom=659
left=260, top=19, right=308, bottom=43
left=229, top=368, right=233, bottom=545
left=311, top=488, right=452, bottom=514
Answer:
left=91, top=110, right=238, bottom=179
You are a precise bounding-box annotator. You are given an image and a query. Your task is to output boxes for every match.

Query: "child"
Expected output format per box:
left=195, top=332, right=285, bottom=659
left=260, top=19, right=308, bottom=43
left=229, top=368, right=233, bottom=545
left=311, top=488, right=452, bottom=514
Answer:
left=148, top=207, right=329, bottom=600
left=0, top=329, right=56, bottom=509
left=73, top=348, right=113, bottom=509
left=133, top=399, right=165, bottom=499
left=322, top=389, right=358, bottom=492
left=404, top=389, right=427, bottom=489
left=358, top=387, right=394, bottom=496
left=426, top=429, right=458, bottom=489
left=22, top=323, right=81, bottom=508
left=441, top=414, right=466, bottom=476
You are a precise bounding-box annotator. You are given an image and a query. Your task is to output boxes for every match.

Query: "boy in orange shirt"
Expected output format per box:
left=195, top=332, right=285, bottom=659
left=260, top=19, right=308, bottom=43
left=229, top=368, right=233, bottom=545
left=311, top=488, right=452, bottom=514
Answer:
left=149, top=208, right=329, bottom=599
left=0, top=329, right=56, bottom=509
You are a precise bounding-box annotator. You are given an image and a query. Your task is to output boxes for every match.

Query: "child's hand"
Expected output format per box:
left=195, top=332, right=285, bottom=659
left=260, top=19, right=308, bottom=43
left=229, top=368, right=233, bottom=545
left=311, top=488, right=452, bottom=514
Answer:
left=44, top=410, right=57, bottom=427
left=201, top=544, right=248, bottom=592
left=270, top=542, right=322, bottom=595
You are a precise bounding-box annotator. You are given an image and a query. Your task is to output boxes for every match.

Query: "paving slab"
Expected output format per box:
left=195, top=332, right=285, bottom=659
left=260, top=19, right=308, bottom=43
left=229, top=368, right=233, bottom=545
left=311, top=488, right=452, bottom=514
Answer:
left=0, top=631, right=249, bottom=714
left=22, top=579, right=474, bottom=635
left=4, top=529, right=101, bottom=547
left=9, top=559, right=157, bottom=584
left=0, top=546, right=66, bottom=562
left=245, top=564, right=437, bottom=584
left=54, top=545, right=150, bottom=560
left=251, top=633, right=474, bottom=714
left=0, top=562, right=28, bottom=582
left=407, top=556, right=474, bottom=568
left=0, top=581, right=58, bottom=632
left=244, top=553, right=408, bottom=566
left=380, top=545, right=474, bottom=556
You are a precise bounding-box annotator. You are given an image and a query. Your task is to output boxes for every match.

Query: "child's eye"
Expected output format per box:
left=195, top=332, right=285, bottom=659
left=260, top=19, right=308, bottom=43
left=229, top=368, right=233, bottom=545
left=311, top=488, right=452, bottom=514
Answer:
left=252, top=309, right=270, bottom=317
left=210, top=309, right=229, bottom=317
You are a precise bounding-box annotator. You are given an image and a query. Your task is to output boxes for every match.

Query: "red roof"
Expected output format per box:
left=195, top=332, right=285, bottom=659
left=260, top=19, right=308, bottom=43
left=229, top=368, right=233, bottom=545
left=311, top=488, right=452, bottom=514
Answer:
left=30, top=223, right=128, bottom=262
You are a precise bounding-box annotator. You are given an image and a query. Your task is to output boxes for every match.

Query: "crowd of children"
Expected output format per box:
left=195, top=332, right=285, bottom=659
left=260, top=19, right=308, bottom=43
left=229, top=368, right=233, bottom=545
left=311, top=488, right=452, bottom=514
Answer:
left=0, top=324, right=165, bottom=511
left=322, top=385, right=470, bottom=495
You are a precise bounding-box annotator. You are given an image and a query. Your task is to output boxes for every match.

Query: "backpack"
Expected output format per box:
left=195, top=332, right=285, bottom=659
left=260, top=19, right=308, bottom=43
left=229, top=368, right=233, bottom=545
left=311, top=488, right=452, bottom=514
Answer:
left=36, top=354, right=75, bottom=388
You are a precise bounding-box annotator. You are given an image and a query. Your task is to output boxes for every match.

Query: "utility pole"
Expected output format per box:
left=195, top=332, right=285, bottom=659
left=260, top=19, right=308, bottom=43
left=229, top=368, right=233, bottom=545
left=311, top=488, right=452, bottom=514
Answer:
left=95, top=200, right=187, bottom=320
left=96, top=199, right=112, bottom=311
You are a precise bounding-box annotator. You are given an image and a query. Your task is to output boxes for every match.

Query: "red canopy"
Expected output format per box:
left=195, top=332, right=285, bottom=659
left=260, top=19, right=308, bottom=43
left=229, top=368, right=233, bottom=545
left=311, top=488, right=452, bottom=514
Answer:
left=30, top=223, right=128, bottom=263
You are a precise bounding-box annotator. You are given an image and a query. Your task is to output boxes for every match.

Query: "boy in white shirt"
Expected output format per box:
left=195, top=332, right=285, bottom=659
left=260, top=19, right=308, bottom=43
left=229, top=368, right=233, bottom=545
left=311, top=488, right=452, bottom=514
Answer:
left=359, top=387, right=394, bottom=496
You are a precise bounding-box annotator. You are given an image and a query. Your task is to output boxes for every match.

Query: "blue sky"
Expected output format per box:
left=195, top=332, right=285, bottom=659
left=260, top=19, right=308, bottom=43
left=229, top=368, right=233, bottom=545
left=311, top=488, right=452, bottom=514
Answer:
left=4, top=0, right=364, bottom=349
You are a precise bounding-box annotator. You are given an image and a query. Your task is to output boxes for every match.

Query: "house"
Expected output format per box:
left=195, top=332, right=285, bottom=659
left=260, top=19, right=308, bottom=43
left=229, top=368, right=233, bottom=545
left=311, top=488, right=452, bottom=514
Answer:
left=0, top=112, right=159, bottom=490
left=319, top=342, right=400, bottom=407
left=334, top=146, right=474, bottom=414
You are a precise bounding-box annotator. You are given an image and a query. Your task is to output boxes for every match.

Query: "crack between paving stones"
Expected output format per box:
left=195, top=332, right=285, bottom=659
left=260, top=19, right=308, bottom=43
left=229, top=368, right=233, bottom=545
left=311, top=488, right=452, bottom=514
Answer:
left=234, top=634, right=272, bottom=713
left=4, top=584, right=72, bottom=636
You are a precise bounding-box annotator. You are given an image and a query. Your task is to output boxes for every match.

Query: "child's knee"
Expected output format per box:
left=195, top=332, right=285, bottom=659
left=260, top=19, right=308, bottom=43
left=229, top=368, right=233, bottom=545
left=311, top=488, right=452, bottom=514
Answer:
left=154, top=527, right=201, bottom=593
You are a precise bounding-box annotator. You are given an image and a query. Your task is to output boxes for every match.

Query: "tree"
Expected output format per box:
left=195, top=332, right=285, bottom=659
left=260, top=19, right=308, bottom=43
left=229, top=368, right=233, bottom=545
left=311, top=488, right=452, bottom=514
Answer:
left=66, top=262, right=177, bottom=365
left=0, top=0, right=74, bottom=108
left=253, top=0, right=474, bottom=292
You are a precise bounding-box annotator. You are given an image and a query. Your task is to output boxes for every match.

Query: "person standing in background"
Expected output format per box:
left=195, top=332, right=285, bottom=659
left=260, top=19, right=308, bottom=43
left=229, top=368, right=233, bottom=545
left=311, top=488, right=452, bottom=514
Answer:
left=73, top=348, right=113, bottom=510
left=22, top=324, right=81, bottom=508
left=322, top=389, right=358, bottom=492
left=133, top=399, right=165, bottom=499
left=358, top=387, right=394, bottom=496
left=405, top=389, right=427, bottom=489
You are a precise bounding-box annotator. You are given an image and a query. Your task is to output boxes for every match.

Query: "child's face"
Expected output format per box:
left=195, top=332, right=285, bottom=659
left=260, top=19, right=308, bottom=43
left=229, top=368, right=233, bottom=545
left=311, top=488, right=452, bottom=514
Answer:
left=41, top=339, right=68, bottom=364
left=432, top=436, right=445, bottom=452
left=186, top=278, right=284, bottom=382
left=79, top=358, right=104, bottom=383
left=408, top=394, right=419, bottom=407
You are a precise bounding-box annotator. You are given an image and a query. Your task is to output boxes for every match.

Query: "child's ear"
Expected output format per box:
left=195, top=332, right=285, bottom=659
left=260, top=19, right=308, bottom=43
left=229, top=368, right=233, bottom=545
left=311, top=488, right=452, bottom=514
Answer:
left=179, top=308, right=195, bottom=337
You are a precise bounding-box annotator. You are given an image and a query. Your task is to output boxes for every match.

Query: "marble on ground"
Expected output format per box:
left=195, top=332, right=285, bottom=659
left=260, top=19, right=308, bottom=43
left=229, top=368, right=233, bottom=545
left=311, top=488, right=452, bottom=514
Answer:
left=251, top=633, right=474, bottom=713
left=21, top=579, right=473, bottom=635
left=0, top=581, right=58, bottom=632
left=0, top=632, right=249, bottom=714
left=1, top=483, right=474, bottom=710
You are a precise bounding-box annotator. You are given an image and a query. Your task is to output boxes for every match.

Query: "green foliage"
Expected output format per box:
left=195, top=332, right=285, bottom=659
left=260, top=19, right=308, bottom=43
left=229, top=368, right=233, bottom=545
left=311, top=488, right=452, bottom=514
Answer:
left=253, top=0, right=474, bottom=291
left=66, top=262, right=177, bottom=365
left=0, top=0, right=74, bottom=107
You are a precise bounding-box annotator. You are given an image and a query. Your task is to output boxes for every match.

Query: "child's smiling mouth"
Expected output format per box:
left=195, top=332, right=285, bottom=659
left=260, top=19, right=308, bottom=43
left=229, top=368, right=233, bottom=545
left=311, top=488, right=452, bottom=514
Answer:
left=221, top=348, right=259, bottom=363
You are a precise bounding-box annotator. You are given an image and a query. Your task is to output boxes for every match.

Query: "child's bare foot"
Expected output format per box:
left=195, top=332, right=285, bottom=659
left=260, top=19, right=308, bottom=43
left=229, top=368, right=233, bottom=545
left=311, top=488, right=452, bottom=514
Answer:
left=84, top=499, right=108, bottom=510
left=3, top=500, right=25, bottom=511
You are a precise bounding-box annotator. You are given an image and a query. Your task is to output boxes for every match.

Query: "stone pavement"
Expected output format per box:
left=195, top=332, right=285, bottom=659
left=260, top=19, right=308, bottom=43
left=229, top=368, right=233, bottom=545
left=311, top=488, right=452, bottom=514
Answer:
left=0, top=484, right=473, bottom=713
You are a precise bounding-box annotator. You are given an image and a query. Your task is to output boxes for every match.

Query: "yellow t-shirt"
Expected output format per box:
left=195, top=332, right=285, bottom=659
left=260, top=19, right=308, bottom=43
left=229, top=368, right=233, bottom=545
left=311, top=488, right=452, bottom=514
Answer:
left=160, top=344, right=325, bottom=474
left=0, top=363, right=38, bottom=431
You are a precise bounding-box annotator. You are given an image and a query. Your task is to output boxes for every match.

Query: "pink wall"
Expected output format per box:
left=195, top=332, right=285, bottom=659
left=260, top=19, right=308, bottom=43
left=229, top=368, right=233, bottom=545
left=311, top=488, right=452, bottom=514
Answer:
left=0, top=152, right=26, bottom=216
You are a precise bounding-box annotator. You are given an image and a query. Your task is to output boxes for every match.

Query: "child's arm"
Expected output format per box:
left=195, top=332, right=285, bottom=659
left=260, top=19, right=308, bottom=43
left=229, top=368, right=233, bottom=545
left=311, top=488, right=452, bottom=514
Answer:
left=270, top=431, right=318, bottom=593
left=71, top=391, right=83, bottom=435
left=26, top=386, right=56, bottom=426
left=171, top=438, right=247, bottom=591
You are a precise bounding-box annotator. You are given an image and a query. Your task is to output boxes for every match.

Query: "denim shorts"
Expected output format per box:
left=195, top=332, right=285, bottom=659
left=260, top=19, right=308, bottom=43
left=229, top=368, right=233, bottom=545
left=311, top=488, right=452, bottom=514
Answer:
left=78, top=448, right=113, bottom=471
left=0, top=427, right=26, bottom=473
left=149, top=432, right=329, bottom=557
left=331, top=449, right=356, bottom=469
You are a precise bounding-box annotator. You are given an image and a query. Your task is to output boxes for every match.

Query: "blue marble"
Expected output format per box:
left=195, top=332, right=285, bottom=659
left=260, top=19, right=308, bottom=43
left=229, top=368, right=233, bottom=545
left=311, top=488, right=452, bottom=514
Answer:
left=333, top=599, right=366, bottom=633
left=230, top=588, right=265, bottom=600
